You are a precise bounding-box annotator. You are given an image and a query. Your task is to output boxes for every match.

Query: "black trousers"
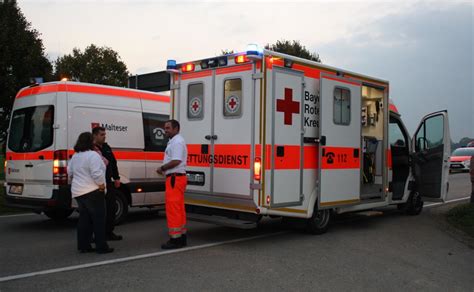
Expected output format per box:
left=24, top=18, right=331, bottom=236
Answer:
left=105, top=183, right=118, bottom=235
left=76, top=190, right=109, bottom=251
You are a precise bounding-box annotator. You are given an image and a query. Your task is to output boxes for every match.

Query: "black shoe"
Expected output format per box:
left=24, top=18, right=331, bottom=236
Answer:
left=79, top=247, right=96, bottom=253
left=161, top=238, right=183, bottom=250
left=96, top=247, right=114, bottom=254
left=181, top=234, right=187, bottom=247
left=107, top=233, right=123, bottom=241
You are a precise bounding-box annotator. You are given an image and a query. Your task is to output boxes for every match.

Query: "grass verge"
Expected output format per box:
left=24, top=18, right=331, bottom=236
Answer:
left=446, top=203, right=474, bottom=238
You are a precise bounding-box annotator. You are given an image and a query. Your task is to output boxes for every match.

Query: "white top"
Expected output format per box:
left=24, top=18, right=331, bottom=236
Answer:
left=68, top=150, right=106, bottom=198
left=163, top=134, right=187, bottom=175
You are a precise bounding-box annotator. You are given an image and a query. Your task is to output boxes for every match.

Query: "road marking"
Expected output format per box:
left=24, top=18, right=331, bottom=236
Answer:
left=0, top=213, right=35, bottom=219
left=0, top=231, right=288, bottom=283
left=424, top=196, right=471, bottom=208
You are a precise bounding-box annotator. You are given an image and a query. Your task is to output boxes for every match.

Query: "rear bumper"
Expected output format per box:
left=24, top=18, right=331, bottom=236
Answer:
left=4, top=186, right=72, bottom=211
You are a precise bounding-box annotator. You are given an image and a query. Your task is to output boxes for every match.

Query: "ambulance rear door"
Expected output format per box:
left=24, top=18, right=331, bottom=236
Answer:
left=176, top=70, right=213, bottom=193
left=319, top=74, right=362, bottom=208
left=412, top=110, right=450, bottom=202
left=213, top=64, right=254, bottom=197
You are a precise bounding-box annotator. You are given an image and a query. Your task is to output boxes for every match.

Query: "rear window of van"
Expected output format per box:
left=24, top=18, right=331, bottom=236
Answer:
left=8, top=105, right=54, bottom=152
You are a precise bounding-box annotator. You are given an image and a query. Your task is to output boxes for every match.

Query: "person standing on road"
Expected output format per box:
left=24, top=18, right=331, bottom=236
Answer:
left=92, top=126, right=123, bottom=241
left=68, top=132, right=113, bottom=254
left=156, top=120, right=188, bottom=249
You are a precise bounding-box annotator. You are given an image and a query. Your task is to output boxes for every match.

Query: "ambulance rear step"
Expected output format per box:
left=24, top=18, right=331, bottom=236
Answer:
left=186, top=205, right=259, bottom=229
left=187, top=213, right=257, bottom=229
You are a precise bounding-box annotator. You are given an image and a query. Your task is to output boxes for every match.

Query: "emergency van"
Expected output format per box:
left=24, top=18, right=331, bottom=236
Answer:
left=4, top=81, right=170, bottom=222
left=166, top=45, right=450, bottom=233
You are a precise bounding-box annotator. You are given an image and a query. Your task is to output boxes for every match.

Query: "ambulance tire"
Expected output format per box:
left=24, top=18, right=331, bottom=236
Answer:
left=113, top=190, right=128, bottom=225
left=306, top=208, right=332, bottom=235
left=44, top=208, right=74, bottom=221
left=402, top=191, right=424, bottom=216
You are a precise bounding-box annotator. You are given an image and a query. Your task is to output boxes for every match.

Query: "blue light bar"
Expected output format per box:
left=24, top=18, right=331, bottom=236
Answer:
left=166, top=59, right=177, bottom=70
left=246, top=44, right=263, bottom=59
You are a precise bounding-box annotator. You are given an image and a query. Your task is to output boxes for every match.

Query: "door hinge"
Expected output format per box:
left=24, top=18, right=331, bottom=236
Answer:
left=170, top=84, right=179, bottom=90
left=302, top=82, right=306, bottom=88
left=252, top=72, right=263, bottom=80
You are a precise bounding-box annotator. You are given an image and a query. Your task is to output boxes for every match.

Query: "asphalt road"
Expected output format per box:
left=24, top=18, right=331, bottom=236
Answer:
left=0, top=173, right=472, bottom=291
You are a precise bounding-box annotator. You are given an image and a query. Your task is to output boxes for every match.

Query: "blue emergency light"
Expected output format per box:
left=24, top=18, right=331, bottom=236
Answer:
left=246, top=44, right=263, bottom=59
left=166, top=60, right=177, bottom=70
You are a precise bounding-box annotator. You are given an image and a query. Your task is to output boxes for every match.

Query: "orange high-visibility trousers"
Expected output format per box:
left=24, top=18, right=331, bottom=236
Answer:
left=165, top=175, right=187, bottom=238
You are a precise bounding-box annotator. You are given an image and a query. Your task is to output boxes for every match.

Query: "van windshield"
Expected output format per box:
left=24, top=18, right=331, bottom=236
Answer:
left=8, top=105, right=54, bottom=153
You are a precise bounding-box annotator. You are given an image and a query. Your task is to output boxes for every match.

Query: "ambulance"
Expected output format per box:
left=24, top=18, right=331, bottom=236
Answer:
left=4, top=81, right=170, bottom=222
left=166, top=45, right=450, bottom=234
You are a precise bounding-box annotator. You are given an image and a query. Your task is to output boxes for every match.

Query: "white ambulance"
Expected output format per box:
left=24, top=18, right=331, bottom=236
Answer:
left=166, top=45, right=450, bottom=234
left=4, top=81, right=170, bottom=222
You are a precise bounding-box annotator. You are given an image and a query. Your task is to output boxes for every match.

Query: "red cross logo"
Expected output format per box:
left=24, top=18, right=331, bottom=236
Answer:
left=277, top=88, right=300, bottom=125
left=192, top=101, right=199, bottom=112
left=229, top=97, right=237, bottom=109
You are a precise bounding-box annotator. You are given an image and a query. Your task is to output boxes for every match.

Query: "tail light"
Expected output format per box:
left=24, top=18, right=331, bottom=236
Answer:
left=254, top=157, right=261, bottom=181
left=53, top=150, right=68, bottom=185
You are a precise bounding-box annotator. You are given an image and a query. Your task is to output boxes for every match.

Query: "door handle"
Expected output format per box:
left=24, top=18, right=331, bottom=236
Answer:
left=25, top=163, right=33, bottom=168
left=211, top=135, right=218, bottom=140
left=205, top=135, right=218, bottom=140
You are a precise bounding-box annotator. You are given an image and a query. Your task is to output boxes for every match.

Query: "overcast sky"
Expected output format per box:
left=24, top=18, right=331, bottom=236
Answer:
left=20, top=0, right=473, bottom=141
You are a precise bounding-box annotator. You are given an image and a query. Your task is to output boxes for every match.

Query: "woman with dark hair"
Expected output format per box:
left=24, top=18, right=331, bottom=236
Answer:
left=68, top=132, right=113, bottom=254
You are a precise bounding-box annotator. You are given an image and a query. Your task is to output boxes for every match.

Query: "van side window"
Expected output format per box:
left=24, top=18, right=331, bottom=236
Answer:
left=415, top=114, right=444, bottom=151
left=188, top=83, right=204, bottom=120
left=333, top=87, right=351, bottom=125
left=223, top=78, right=242, bottom=118
left=143, top=113, right=169, bottom=152
left=8, top=105, right=54, bottom=153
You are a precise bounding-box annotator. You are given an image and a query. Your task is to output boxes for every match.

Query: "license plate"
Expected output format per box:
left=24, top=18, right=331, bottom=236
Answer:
left=186, top=172, right=205, bottom=186
left=450, top=164, right=462, bottom=168
left=9, top=185, right=23, bottom=195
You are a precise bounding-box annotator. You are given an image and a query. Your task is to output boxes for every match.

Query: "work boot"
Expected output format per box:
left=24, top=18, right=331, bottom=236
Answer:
left=181, top=234, right=187, bottom=247
left=161, top=237, right=184, bottom=250
left=107, top=232, right=123, bottom=241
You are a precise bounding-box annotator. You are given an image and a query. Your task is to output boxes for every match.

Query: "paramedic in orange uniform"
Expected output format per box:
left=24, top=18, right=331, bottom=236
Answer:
left=156, top=120, right=188, bottom=249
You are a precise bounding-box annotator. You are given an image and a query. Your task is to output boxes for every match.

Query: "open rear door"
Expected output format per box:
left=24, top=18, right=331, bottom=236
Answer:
left=412, top=111, right=450, bottom=202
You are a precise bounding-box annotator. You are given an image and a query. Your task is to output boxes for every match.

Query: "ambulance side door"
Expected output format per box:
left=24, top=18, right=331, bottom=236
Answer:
left=412, top=111, right=450, bottom=202
left=270, top=66, right=305, bottom=207
left=319, top=74, right=362, bottom=207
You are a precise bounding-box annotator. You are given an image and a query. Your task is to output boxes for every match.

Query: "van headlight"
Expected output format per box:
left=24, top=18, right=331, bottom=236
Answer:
left=463, top=159, right=471, bottom=168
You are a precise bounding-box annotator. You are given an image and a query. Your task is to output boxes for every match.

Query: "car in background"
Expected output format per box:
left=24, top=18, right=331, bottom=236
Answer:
left=449, top=147, right=474, bottom=172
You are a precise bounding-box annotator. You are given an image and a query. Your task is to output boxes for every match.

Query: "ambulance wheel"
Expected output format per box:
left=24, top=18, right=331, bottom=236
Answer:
left=306, top=208, right=332, bottom=235
left=114, top=191, right=128, bottom=225
left=404, top=191, right=424, bottom=216
left=44, top=209, right=74, bottom=221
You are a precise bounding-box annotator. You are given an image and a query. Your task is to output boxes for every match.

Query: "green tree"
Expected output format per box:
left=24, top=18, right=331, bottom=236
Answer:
left=55, top=44, right=129, bottom=87
left=265, top=40, right=321, bottom=63
left=0, top=0, right=53, bottom=142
